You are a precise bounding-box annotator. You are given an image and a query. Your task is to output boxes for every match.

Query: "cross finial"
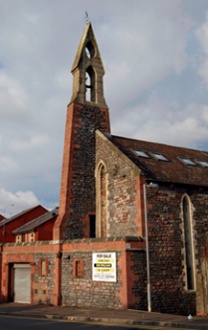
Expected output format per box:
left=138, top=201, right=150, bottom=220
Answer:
left=85, top=11, right=90, bottom=23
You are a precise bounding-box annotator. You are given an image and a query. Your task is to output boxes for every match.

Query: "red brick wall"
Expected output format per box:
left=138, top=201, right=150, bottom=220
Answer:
left=36, top=217, right=57, bottom=241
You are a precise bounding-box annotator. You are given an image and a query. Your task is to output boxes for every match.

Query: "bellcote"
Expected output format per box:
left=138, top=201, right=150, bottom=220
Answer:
left=70, top=22, right=108, bottom=108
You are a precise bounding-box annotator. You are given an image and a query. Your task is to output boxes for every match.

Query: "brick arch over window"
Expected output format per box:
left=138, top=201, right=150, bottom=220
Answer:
left=181, top=194, right=196, bottom=291
left=95, top=161, right=107, bottom=237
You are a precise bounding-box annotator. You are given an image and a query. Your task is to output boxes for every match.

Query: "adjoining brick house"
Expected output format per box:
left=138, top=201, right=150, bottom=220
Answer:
left=0, top=204, right=48, bottom=302
left=1, top=22, right=208, bottom=315
left=0, top=205, right=47, bottom=243
left=0, top=207, right=57, bottom=303
left=13, top=207, right=58, bottom=243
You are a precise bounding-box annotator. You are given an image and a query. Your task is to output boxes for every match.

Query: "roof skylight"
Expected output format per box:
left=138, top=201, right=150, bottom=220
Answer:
left=132, top=149, right=149, bottom=158
left=178, top=157, right=196, bottom=166
left=150, top=152, right=169, bottom=162
left=196, top=160, right=208, bottom=168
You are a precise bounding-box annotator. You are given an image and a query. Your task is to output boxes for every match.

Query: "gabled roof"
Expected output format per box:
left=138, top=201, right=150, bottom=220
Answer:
left=0, top=205, right=46, bottom=228
left=106, top=133, right=208, bottom=187
left=13, top=207, right=58, bottom=235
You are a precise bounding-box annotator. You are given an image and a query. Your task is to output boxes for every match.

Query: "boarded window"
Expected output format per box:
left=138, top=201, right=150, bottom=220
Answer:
left=38, top=259, right=49, bottom=277
left=72, top=259, right=84, bottom=278
left=41, top=260, right=47, bottom=276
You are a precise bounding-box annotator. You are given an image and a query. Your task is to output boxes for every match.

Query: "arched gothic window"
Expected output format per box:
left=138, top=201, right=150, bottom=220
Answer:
left=182, top=195, right=195, bottom=290
left=95, top=162, right=107, bottom=237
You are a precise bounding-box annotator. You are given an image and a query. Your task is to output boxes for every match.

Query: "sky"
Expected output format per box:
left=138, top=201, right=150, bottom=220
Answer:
left=1, top=0, right=208, bottom=216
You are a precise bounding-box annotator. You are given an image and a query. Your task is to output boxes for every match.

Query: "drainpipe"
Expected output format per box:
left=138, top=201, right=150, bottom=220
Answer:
left=143, top=183, right=158, bottom=312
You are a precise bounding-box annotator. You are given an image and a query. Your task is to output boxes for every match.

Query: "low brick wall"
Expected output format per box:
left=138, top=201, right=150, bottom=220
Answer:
left=61, top=237, right=145, bottom=309
left=1, top=238, right=145, bottom=309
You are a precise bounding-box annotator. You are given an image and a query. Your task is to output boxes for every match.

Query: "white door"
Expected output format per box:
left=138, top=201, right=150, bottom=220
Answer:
left=14, top=264, right=31, bottom=303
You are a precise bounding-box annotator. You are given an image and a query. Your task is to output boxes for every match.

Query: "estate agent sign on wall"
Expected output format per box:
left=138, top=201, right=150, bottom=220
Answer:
left=92, top=252, right=116, bottom=282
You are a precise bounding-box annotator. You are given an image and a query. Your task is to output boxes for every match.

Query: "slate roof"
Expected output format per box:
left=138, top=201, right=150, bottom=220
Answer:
left=0, top=205, right=46, bottom=228
left=107, top=134, right=208, bottom=187
left=13, top=207, right=58, bottom=235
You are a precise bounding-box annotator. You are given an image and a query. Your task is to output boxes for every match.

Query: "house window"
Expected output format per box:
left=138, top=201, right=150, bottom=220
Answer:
left=29, top=233, right=34, bottom=242
left=182, top=195, right=195, bottom=290
left=16, top=235, right=21, bottom=243
left=22, top=234, right=25, bottom=242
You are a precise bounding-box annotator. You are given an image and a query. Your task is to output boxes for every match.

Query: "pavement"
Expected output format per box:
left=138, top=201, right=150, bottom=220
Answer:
left=0, top=303, right=207, bottom=329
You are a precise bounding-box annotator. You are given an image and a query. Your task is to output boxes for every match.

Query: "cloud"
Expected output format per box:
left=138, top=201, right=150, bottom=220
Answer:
left=0, top=188, right=40, bottom=217
left=0, top=156, right=17, bottom=172
left=102, top=0, right=191, bottom=109
left=113, top=91, right=208, bottom=148
left=0, top=71, right=28, bottom=119
left=10, top=134, right=49, bottom=151
left=196, top=12, right=208, bottom=89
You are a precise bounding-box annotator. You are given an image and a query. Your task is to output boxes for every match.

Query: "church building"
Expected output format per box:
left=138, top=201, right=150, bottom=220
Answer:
left=1, top=22, right=208, bottom=316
